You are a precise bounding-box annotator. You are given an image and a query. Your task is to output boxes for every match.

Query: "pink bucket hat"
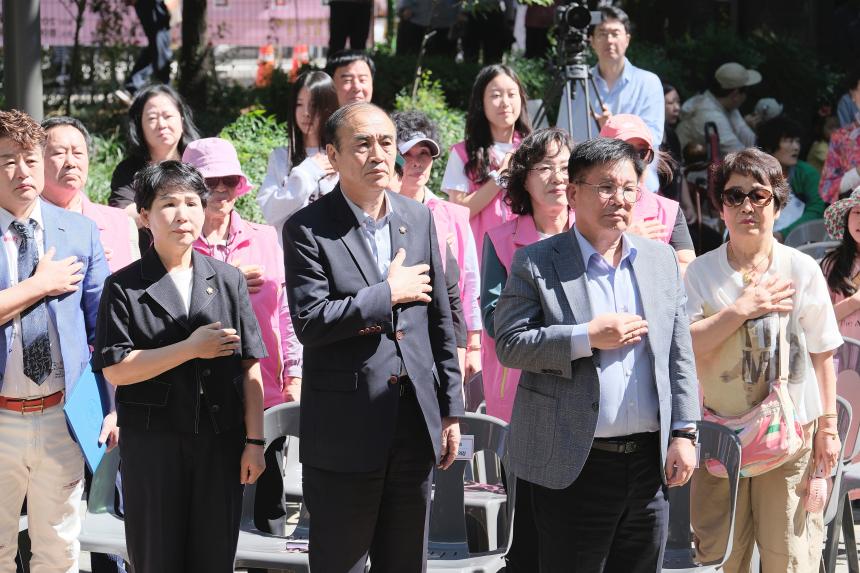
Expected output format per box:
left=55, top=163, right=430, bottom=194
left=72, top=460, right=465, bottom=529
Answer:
left=182, top=137, right=252, bottom=196
left=599, top=114, right=653, bottom=150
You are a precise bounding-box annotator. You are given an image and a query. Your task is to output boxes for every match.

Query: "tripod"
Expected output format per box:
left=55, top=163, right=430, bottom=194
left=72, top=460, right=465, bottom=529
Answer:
left=531, top=50, right=606, bottom=139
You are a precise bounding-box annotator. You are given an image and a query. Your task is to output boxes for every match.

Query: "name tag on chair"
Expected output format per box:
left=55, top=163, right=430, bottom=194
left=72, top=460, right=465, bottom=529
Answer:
left=456, top=435, right=475, bottom=460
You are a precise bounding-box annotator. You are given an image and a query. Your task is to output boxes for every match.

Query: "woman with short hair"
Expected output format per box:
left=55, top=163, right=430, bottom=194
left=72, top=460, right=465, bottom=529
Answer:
left=684, top=148, right=842, bottom=572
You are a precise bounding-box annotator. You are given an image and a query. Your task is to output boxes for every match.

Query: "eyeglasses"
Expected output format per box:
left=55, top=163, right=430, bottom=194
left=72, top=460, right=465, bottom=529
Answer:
left=529, top=164, right=569, bottom=179
left=205, top=175, right=241, bottom=189
left=721, top=186, right=774, bottom=208
left=576, top=180, right=641, bottom=203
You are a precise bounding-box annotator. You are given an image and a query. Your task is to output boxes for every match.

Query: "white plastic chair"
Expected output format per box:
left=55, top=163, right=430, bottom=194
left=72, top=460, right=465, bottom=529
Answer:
left=784, top=219, right=827, bottom=246
left=78, top=448, right=130, bottom=563
left=796, top=240, right=840, bottom=261
left=661, top=421, right=742, bottom=573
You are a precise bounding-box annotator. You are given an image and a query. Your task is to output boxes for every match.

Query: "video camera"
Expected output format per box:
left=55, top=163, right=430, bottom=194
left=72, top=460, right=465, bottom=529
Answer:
left=554, top=2, right=603, bottom=60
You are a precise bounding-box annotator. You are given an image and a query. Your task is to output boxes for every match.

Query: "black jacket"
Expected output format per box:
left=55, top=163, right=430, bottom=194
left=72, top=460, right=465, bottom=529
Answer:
left=93, top=248, right=267, bottom=433
left=283, top=186, right=464, bottom=472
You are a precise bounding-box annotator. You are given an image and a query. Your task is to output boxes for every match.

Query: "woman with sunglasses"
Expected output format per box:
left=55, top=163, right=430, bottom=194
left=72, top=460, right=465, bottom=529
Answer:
left=183, top=138, right=304, bottom=534
left=600, top=114, right=696, bottom=272
left=684, top=148, right=842, bottom=572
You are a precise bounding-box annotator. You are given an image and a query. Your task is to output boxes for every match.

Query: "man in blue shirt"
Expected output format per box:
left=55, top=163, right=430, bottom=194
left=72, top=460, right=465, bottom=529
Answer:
left=494, top=137, right=699, bottom=572
left=556, top=6, right=664, bottom=156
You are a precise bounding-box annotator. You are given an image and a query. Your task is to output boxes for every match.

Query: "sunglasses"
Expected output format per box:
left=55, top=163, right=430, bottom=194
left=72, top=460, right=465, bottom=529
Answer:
left=721, top=186, right=774, bottom=208
left=205, top=175, right=241, bottom=189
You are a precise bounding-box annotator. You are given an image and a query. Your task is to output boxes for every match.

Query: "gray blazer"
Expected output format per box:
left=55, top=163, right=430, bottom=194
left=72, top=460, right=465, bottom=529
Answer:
left=494, top=230, right=700, bottom=490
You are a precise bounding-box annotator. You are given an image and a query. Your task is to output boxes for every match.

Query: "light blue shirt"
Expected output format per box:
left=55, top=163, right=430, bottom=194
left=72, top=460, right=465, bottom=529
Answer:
left=344, top=192, right=394, bottom=278
left=568, top=227, right=660, bottom=438
left=556, top=57, right=664, bottom=191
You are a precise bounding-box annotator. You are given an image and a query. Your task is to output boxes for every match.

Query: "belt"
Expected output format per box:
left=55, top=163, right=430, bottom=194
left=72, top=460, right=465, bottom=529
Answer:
left=0, top=391, right=64, bottom=414
left=591, top=432, right=658, bottom=455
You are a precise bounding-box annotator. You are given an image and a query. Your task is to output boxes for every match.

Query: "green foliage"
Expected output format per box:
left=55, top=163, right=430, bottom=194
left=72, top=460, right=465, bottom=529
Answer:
left=86, top=130, right=126, bottom=205
left=372, top=52, right=483, bottom=111
left=219, top=109, right=289, bottom=223
left=394, top=71, right=466, bottom=196
left=506, top=52, right=552, bottom=103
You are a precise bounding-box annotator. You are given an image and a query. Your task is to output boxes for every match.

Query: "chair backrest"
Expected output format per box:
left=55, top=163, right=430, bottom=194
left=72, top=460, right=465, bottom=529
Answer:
left=796, top=240, right=840, bottom=261
left=824, top=396, right=852, bottom=526
left=464, top=372, right=485, bottom=413
left=784, top=219, right=826, bottom=247
left=836, top=337, right=860, bottom=461
left=692, top=421, right=742, bottom=568
left=427, top=413, right=510, bottom=560
left=88, top=447, right=121, bottom=515
left=240, top=402, right=302, bottom=531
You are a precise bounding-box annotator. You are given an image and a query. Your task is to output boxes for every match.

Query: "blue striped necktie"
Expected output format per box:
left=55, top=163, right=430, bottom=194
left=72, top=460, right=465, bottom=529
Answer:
left=10, top=219, right=51, bottom=385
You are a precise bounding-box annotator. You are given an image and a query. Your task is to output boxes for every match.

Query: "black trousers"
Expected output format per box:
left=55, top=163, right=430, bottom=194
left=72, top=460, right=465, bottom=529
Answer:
left=525, top=26, right=551, bottom=59
left=395, top=19, right=455, bottom=57
left=504, top=477, right=539, bottom=572
left=328, top=1, right=373, bottom=53
left=125, top=0, right=173, bottom=92
left=462, top=10, right=510, bottom=64
left=120, top=425, right=245, bottom=573
left=303, top=390, right=435, bottom=573
left=530, top=433, right=669, bottom=573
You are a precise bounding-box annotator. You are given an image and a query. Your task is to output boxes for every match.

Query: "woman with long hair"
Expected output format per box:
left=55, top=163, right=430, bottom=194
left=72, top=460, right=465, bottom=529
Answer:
left=257, top=70, right=340, bottom=237
left=109, top=84, right=201, bottom=229
left=822, top=188, right=860, bottom=340
left=442, top=64, right=532, bottom=264
left=482, top=127, right=573, bottom=572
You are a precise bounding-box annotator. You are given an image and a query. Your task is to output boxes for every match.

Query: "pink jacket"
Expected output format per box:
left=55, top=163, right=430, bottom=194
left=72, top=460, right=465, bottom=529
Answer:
left=452, top=135, right=522, bottom=266
left=193, top=212, right=302, bottom=408
left=634, top=190, right=679, bottom=245
left=426, top=195, right=478, bottom=307
left=80, top=195, right=137, bottom=272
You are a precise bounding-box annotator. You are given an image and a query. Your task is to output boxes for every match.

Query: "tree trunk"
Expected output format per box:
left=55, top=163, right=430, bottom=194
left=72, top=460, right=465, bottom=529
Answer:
left=178, top=0, right=210, bottom=111
left=65, top=0, right=88, bottom=114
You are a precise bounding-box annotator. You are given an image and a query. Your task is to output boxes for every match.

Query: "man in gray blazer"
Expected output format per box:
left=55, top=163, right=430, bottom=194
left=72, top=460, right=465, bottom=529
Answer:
left=494, top=137, right=699, bottom=573
left=283, top=102, right=463, bottom=572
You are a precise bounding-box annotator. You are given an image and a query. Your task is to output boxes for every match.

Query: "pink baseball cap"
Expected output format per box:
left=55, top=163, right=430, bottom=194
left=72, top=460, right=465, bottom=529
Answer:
left=599, top=114, right=653, bottom=151
left=182, top=137, right=252, bottom=196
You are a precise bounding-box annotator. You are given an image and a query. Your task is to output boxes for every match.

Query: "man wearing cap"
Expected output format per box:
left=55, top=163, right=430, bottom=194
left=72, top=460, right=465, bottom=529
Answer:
left=556, top=7, right=664, bottom=150
left=283, top=102, right=463, bottom=571
left=676, top=62, right=762, bottom=157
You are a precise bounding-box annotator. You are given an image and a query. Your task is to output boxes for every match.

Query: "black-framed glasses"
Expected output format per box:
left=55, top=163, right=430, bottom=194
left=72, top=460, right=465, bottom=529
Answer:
left=205, top=175, right=241, bottom=189
left=576, top=180, right=641, bottom=203
left=721, top=186, right=774, bottom=208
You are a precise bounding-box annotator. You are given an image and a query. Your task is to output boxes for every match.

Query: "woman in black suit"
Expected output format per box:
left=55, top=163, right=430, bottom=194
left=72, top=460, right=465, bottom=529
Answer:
left=93, top=161, right=267, bottom=573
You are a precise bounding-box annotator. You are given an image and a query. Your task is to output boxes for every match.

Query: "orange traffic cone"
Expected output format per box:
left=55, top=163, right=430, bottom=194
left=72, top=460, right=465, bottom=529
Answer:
left=256, top=44, right=275, bottom=87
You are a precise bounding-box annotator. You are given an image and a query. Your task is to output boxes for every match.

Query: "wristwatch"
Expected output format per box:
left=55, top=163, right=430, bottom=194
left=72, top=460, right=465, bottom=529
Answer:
left=671, top=430, right=697, bottom=445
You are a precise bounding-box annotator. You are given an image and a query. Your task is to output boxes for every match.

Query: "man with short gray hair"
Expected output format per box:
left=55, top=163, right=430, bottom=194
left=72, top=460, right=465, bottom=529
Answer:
left=283, top=102, right=463, bottom=571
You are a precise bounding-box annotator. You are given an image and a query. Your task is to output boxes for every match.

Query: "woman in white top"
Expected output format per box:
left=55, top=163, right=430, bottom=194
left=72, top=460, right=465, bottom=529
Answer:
left=257, top=71, right=340, bottom=236
left=684, top=148, right=843, bottom=573
left=441, top=64, right=531, bottom=264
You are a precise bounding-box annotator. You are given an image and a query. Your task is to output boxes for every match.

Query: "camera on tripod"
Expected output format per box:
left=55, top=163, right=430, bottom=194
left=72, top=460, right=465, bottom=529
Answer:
left=554, top=2, right=602, bottom=60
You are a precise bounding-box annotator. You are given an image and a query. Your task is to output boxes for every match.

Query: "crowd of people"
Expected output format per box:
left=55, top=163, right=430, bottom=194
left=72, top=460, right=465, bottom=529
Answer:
left=4, top=4, right=860, bottom=573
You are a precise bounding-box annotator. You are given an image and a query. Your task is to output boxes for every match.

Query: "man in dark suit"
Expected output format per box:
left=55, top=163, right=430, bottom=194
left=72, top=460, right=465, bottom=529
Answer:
left=283, top=102, right=463, bottom=572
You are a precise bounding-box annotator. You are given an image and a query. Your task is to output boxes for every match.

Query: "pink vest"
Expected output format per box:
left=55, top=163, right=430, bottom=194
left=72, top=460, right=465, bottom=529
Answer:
left=633, top=191, right=680, bottom=245
left=80, top=195, right=137, bottom=272
left=192, top=214, right=289, bottom=408
left=452, top=134, right=523, bottom=267
left=426, top=196, right=471, bottom=294
left=482, top=212, right=573, bottom=422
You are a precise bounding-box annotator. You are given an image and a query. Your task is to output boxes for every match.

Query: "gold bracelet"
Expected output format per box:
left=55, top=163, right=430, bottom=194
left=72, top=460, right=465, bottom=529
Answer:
left=817, top=429, right=839, bottom=437
left=819, top=413, right=838, bottom=419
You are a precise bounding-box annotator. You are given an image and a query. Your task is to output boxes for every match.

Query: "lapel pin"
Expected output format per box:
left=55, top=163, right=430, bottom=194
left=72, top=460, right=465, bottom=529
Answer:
left=206, top=287, right=214, bottom=295
left=399, top=226, right=407, bottom=234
